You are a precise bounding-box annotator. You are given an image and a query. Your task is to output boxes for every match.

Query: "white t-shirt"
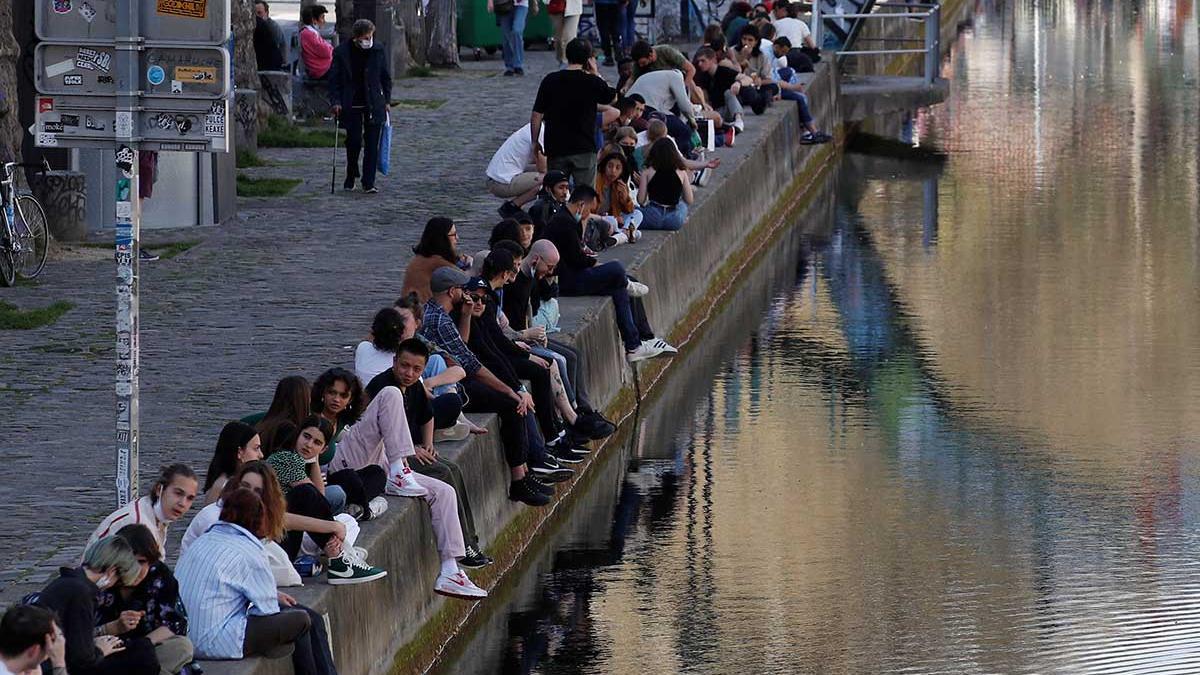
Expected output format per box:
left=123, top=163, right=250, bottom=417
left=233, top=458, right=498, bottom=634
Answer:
left=486, top=124, right=545, bottom=184
left=773, top=17, right=812, bottom=49
left=355, top=341, right=394, bottom=386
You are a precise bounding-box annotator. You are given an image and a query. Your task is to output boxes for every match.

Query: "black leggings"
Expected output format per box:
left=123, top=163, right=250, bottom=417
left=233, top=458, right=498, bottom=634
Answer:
left=432, top=391, right=463, bottom=430
left=327, top=465, right=386, bottom=512
left=510, top=357, right=559, bottom=439
left=76, top=636, right=158, bottom=675
left=283, top=483, right=336, bottom=559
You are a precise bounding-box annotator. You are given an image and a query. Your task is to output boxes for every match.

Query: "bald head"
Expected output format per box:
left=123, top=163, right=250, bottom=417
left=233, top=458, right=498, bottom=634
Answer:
left=527, top=239, right=560, bottom=279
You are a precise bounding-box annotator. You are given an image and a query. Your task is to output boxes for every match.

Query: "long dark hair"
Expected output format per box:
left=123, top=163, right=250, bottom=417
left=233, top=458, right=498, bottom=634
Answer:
left=646, top=138, right=687, bottom=173
left=312, top=367, right=365, bottom=426
left=256, top=375, right=310, bottom=453
left=703, top=23, right=727, bottom=52
left=204, top=421, right=259, bottom=492
left=411, top=216, right=458, bottom=263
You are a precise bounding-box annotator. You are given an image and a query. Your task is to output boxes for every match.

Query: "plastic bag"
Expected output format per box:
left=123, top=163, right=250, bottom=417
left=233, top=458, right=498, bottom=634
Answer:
left=378, top=110, right=392, bottom=176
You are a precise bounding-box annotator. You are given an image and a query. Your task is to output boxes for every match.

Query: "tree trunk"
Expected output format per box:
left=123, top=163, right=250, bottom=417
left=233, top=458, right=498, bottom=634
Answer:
left=336, top=0, right=355, bottom=44
left=231, top=0, right=260, bottom=150
left=0, top=3, right=23, bottom=163
left=397, top=0, right=428, bottom=67
left=425, top=0, right=460, bottom=67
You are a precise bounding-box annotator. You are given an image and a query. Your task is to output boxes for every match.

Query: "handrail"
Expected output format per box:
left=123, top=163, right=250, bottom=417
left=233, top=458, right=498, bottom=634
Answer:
left=813, top=1, right=942, bottom=83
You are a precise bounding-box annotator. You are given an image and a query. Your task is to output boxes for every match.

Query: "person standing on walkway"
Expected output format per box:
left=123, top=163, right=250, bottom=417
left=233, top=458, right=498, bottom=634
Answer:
left=253, top=1, right=287, bottom=71
left=329, top=19, right=392, bottom=194
left=489, top=0, right=537, bottom=76
left=620, top=0, right=639, bottom=54
left=532, top=39, right=618, bottom=189
left=548, top=0, right=583, bottom=68
left=593, top=0, right=624, bottom=65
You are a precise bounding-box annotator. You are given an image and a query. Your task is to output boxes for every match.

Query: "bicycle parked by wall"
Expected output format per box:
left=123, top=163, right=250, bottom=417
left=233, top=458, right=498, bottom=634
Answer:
left=0, top=160, right=51, bottom=287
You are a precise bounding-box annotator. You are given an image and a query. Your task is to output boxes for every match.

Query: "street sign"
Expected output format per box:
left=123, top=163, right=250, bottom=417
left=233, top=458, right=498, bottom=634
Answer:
left=34, top=95, right=230, bottom=152
left=33, top=0, right=232, bottom=508
left=36, top=0, right=231, bottom=45
left=35, top=44, right=229, bottom=99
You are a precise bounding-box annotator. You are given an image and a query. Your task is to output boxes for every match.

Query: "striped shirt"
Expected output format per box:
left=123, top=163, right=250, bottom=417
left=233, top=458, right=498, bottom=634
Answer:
left=84, top=495, right=168, bottom=559
left=176, top=521, right=280, bottom=659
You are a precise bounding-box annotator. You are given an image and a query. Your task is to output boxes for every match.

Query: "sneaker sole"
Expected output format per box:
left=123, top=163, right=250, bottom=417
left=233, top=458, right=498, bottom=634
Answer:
left=457, top=559, right=493, bottom=570
left=554, top=455, right=585, bottom=465
left=435, top=587, right=488, bottom=600
left=328, top=570, right=388, bottom=585
left=387, top=486, right=429, bottom=498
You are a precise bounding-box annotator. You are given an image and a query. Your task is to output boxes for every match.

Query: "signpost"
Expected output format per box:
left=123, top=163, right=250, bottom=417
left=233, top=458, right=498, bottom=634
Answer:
left=33, top=0, right=232, bottom=507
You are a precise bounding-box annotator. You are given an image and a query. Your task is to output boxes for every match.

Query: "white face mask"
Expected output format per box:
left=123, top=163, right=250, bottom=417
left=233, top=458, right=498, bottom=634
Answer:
left=357, top=38, right=374, bottom=49
left=96, top=574, right=113, bottom=590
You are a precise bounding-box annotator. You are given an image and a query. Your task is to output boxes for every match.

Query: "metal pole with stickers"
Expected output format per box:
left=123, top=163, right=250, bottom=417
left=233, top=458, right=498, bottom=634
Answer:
left=33, top=0, right=232, bottom=508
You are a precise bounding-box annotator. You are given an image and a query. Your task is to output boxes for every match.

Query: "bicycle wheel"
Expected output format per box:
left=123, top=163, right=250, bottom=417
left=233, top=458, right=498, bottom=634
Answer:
left=14, top=194, right=49, bottom=279
left=0, top=225, right=15, bottom=287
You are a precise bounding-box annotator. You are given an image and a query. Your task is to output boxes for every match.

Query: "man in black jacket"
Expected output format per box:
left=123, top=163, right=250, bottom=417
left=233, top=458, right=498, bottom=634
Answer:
left=329, top=19, right=392, bottom=193
left=543, top=186, right=677, bottom=363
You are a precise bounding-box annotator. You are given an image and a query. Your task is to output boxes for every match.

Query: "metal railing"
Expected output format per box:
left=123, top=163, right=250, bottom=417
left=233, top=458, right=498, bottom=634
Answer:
left=812, top=2, right=942, bottom=83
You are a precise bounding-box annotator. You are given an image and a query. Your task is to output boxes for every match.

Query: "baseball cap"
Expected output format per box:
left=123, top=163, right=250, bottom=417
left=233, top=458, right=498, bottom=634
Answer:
left=544, top=170, right=570, bottom=188
left=464, top=277, right=491, bottom=293
left=430, top=266, right=470, bottom=293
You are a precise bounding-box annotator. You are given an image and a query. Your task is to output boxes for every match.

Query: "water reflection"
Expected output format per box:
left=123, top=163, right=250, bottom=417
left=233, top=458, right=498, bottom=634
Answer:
left=435, top=1, right=1200, bottom=672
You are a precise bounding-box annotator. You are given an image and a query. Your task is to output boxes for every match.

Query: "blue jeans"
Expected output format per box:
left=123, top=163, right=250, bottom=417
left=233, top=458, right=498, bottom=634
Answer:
left=560, top=261, right=654, bottom=351
left=324, top=485, right=347, bottom=515
left=499, top=5, right=528, bottom=71
left=423, top=353, right=456, bottom=397
left=777, top=67, right=815, bottom=125
left=639, top=201, right=688, bottom=231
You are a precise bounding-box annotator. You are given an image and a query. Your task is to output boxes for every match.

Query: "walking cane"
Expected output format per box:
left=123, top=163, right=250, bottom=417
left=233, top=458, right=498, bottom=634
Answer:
left=330, top=113, right=340, bottom=194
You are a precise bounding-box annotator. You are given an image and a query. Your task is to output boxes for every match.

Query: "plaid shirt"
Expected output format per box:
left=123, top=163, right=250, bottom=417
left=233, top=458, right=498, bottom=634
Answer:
left=419, top=299, right=482, bottom=376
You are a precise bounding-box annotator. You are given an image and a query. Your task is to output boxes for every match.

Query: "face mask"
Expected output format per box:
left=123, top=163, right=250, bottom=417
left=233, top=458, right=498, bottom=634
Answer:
left=96, top=574, right=113, bottom=589
left=573, top=209, right=583, bottom=222
left=357, top=38, right=373, bottom=49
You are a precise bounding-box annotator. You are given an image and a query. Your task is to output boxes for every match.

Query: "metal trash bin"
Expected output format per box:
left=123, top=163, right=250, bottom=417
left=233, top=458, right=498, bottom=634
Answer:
left=457, top=1, right=554, bottom=59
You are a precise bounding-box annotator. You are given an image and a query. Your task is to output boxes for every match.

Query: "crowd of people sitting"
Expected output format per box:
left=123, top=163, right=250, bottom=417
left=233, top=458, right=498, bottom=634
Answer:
left=0, top=14, right=831, bottom=675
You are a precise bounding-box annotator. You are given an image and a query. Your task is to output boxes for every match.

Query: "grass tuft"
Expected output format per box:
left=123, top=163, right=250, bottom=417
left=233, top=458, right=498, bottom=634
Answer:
left=0, top=301, right=73, bottom=330
left=236, top=174, right=302, bottom=197
left=405, top=64, right=436, bottom=78
left=257, top=115, right=338, bottom=148
left=157, top=241, right=200, bottom=260
left=390, top=98, right=446, bottom=110
left=236, top=149, right=270, bottom=168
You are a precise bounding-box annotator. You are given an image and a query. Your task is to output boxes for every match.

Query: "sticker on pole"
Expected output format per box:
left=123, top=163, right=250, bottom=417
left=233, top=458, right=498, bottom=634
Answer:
left=115, top=111, right=133, bottom=138
left=75, top=47, right=112, bottom=73
left=156, top=0, right=207, bottom=18
left=175, top=66, right=216, bottom=82
left=147, top=65, right=166, bottom=86
left=53, top=0, right=72, bottom=14
left=204, top=100, right=226, bottom=138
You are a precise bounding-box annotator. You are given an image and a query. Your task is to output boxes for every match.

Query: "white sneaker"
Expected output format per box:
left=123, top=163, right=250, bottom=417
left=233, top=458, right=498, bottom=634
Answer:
left=644, top=338, right=678, bottom=356
left=627, top=280, right=649, bottom=297
left=732, top=115, right=745, bottom=132
left=626, top=342, right=663, bottom=363
left=435, top=570, right=489, bottom=599
left=366, top=496, right=389, bottom=520
left=386, top=465, right=428, bottom=497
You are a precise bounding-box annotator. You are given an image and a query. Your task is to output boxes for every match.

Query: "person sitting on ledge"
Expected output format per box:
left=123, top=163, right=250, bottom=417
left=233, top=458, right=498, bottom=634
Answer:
left=202, top=421, right=264, bottom=504
left=402, top=217, right=473, bottom=303
left=528, top=170, right=572, bottom=236
left=96, top=524, right=194, bottom=675
left=365, top=337, right=495, bottom=569
left=85, top=464, right=199, bottom=561
left=419, top=266, right=564, bottom=506
left=177, top=488, right=333, bottom=673
left=311, top=367, right=391, bottom=521
left=542, top=185, right=678, bottom=362
left=637, top=138, right=694, bottom=231
left=34, top=535, right=159, bottom=675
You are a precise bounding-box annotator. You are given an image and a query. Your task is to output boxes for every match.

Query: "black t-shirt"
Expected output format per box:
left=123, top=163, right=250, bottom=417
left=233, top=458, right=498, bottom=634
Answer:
left=695, top=65, right=739, bottom=103
left=532, top=69, right=618, bottom=157
left=783, top=48, right=815, bottom=74
left=365, top=370, right=434, bottom=433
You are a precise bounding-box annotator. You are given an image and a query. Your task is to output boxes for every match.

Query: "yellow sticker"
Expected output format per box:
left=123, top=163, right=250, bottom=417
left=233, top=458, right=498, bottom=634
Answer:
left=156, top=0, right=206, bottom=19
left=174, top=66, right=217, bottom=82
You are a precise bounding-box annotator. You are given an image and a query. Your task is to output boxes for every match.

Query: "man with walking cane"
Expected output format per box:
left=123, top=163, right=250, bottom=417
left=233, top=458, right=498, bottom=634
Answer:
left=329, top=19, right=392, bottom=194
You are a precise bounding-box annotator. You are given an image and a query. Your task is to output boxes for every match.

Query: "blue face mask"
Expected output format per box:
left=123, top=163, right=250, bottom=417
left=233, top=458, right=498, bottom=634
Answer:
left=573, top=209, right=582, bottom=222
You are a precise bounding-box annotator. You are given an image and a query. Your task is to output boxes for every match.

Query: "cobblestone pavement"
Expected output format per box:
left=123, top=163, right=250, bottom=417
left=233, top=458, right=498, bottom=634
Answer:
left=0, top=51, right=564, bottom=596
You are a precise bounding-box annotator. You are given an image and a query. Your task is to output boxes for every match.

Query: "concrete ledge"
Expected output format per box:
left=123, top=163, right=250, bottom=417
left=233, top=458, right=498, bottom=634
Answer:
left=198, top=58, right=842, bottom=675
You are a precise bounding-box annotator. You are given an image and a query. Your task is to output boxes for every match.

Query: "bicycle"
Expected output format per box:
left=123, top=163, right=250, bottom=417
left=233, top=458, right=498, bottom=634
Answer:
left=0, top=159, right=51, bottom=287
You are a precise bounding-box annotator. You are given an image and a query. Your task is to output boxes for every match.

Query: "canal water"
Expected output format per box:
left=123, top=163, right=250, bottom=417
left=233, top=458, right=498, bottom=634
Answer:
left=435, top=1, right=1200, bottom=672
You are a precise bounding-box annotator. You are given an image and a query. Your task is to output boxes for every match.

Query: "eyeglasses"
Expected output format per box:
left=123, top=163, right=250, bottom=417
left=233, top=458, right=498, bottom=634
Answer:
left=448, top=231, right=458, bottom=238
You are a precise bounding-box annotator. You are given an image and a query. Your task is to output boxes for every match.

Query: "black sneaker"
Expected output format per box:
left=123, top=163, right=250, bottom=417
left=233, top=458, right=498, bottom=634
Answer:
left=458, top=545, right=493, bottom=569
left=510, top=478, right=550, bottom=506
left=343, top=175, right=355, bottom=190
left=527, top=475, right=555, bottom=496
left=553, top=447, right=588, bottom=465
left=572, top=414, right=615, bottom=440
left=530, top=462, right=574, bottom=483
left=138, top=248, right=159, bottom=262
